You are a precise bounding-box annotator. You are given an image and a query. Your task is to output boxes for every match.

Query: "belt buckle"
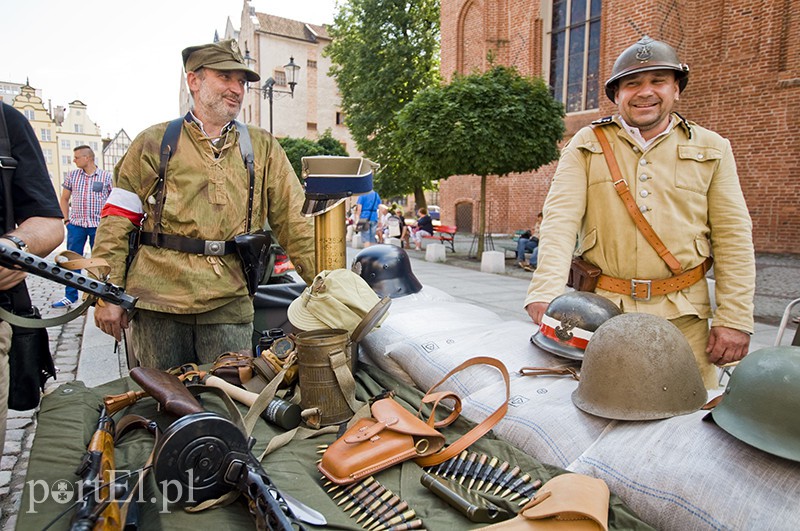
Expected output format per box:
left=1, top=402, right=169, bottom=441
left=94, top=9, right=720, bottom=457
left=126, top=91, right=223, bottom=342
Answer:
left=204, top=240, right=226, bottom=256
left=631, top=279, right=652, bottom=301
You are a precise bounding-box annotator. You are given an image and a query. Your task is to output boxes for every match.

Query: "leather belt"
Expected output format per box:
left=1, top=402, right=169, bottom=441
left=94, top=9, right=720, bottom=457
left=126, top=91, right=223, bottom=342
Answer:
left=596, top=257, right=713, bottom=301
left=139, top=232, right=236, bottom=256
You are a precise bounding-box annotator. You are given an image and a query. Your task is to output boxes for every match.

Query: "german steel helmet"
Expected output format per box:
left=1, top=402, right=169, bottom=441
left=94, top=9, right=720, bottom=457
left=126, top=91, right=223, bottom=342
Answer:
left=351, top=244, right=423, bottom=298
left=604, top=36, right=689, bottom=102
left=710, top=347, right=800, bottom=462
left=531, top=292, right=622, bottom=360
left=572, top=313, right=707, bottom=420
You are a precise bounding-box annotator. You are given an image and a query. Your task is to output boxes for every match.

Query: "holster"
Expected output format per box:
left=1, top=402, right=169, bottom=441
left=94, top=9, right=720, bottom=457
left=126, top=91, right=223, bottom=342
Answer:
left=318, top=396, right=447, bottom=485
left=567, top=257, right=602, bottom=292
left=478, top=473, right=610, bottom=530
left=234, top=230, right=271, bottom=296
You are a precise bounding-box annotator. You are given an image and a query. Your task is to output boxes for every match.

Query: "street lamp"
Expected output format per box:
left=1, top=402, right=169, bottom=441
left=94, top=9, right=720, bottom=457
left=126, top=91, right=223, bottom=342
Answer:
left=246, top=56, right=301, bottom=134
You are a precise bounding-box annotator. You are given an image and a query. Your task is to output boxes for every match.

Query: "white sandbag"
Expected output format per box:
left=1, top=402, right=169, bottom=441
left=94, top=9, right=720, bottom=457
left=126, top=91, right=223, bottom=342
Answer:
left=387, top=320, right=574, bottom=395
left=462, top=376, right=609, bottom=469
left=568, top=411, right=800, bottom=530
left=359, top=295, right=484, bottom=384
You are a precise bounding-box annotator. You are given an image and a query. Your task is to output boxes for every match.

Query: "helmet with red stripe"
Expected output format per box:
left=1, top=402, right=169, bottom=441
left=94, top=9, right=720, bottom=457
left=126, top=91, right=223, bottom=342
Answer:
left=531, top=292, right=622, bottom=360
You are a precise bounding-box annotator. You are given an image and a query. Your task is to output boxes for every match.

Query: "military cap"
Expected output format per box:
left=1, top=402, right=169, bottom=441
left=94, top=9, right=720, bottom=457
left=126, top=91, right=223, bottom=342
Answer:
left=181, top=39, right=260, bottom=82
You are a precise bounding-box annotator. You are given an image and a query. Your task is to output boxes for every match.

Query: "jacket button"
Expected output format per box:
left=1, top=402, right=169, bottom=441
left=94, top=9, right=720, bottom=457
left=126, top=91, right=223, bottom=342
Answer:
left=639, top=174, right=649, bottom=182
left=639, top=205, right=650, bottom=213
left=639, top=159, right=647, bottom=166
left=697, top=153, right=704, bottom=160
left=640, top=190, right=649, bottom=198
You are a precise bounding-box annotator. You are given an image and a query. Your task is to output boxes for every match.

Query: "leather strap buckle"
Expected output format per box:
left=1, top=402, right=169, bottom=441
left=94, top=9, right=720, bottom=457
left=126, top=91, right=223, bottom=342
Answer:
left=631, top=279, right=652, bottom=301
left=203, top=240, right=227, bottom=256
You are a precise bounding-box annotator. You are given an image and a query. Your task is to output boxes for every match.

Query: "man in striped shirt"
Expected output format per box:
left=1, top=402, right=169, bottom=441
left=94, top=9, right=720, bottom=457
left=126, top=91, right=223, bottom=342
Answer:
left=51, top=145, right=112, bottom=307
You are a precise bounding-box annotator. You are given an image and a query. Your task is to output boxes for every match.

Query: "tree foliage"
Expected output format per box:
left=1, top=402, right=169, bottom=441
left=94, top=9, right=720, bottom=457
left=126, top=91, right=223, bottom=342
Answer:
left=278, top=129, right=349, bottom=179
left=325, top=0, right=440, bottom=201
left=395, top=66, right=565, bottom=254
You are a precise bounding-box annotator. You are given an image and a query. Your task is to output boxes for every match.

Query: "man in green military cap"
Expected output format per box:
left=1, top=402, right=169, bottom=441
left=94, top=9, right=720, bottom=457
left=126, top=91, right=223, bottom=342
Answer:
left=92, top=39, right=315, bottom=370
left=524, top=36, right=755, bottom=390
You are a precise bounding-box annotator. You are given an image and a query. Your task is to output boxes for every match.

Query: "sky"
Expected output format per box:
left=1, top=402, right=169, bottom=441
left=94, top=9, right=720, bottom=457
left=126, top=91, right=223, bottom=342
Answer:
left=0, top=0, right=339, bottom=139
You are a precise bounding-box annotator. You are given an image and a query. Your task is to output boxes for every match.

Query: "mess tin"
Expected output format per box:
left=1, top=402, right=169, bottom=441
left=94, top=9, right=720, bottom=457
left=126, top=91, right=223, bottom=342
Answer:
left=296, top=296, right=391, bottom=426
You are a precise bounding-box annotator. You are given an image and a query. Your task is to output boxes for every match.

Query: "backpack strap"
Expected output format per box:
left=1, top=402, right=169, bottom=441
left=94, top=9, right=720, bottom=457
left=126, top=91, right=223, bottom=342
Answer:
left=0, top=104, right=17, bottom=233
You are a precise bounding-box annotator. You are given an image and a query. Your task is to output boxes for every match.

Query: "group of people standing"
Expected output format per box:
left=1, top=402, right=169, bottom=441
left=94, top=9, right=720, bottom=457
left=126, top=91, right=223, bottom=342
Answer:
left=350, top=189, right=433, bottom=251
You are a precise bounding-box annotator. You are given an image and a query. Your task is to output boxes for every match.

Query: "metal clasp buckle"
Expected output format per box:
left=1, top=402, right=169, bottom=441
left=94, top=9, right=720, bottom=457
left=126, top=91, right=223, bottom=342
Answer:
left=204, top=240, right=226, bottom=256
left=631, top=279, right=652, bottom=301
left=0, top=156, right=17, bottom=170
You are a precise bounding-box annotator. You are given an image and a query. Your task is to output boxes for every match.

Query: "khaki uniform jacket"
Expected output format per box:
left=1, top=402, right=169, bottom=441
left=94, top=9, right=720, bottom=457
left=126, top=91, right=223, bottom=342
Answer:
left=93, top=119, right=315, bottom=318
left=525, top=114, right=755, bottom=334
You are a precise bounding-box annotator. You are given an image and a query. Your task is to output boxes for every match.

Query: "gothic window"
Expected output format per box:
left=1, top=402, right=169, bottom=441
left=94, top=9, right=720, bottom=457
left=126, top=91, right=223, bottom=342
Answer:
left=549, top=0, right=601, bottom=112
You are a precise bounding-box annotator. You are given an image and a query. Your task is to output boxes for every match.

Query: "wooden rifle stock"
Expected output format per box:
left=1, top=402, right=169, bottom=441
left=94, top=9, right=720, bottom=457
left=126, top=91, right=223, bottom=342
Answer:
left=70, top=408, right=123, bottom=531
left=129, top=367, right=204, bottom=417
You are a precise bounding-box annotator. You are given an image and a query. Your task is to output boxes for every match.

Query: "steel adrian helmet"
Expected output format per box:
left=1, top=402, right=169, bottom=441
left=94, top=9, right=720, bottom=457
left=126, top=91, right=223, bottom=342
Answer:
left=709, top=346, right=800, bottom=462
left=604, top=36, right=689, bottom=102
left=351, top=244, right=423, bottom=298
left=531, top=292, right=622, bottom=360
left=572, top=313, right=707, bottom=420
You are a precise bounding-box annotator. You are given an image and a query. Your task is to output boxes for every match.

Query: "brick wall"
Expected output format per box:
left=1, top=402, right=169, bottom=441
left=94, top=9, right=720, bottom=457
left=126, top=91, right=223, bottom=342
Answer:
left=439, top=0, right=800, bottom=253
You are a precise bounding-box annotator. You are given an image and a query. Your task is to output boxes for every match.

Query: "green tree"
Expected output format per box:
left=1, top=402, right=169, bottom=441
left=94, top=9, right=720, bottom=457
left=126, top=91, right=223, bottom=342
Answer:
left=278, top=129, right=349, bottom=179
left=395, top=66, right=565, bottom=255
left=326, top=0, right=440, bottom=205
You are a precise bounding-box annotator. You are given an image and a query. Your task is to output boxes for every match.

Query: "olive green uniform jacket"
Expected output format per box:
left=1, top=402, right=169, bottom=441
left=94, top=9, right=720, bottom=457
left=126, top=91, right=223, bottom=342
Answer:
left=93, top=119, right=315, bottom=319
left=525, top=114, right=755, bottom=335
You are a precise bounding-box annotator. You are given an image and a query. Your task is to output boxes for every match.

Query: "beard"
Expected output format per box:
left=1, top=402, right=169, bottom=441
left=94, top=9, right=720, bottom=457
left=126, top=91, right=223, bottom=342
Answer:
left=194, top=80, right=242, bottom=125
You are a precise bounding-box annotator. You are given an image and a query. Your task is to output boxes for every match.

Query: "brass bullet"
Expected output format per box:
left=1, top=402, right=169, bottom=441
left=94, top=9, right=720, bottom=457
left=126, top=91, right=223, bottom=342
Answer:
left=484, top=460, right=509, bottom=492
left=476, top=456, right=498, bottom=491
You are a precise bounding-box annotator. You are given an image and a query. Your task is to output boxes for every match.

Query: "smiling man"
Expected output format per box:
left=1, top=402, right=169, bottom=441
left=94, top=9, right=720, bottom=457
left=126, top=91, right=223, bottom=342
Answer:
left=524, top=36, right=755, bottom=389
left=92, top=39, right=314, bottom=369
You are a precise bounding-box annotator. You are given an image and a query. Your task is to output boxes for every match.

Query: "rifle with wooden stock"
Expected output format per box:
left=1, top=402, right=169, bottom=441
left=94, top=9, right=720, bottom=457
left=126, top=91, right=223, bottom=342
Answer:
left=69, top=391, right=147, bottom=531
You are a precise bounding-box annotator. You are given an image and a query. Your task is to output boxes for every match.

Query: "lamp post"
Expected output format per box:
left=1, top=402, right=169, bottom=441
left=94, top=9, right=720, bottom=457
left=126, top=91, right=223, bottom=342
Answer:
left=244, top=54, right=300, bottom=134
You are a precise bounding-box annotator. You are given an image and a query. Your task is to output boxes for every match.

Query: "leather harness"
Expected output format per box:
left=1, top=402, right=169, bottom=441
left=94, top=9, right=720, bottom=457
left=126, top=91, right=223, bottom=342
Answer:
left=139, top=115, right=256, bottom=256
left=590, top=125, right=712, bottom=301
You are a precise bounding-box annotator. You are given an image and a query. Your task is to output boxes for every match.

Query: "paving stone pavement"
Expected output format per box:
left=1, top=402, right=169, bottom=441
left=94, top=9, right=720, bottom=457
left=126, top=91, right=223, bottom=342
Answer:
left=1, top=240, right=798, bottom=529
left=0, top=272, right=122, bottom=530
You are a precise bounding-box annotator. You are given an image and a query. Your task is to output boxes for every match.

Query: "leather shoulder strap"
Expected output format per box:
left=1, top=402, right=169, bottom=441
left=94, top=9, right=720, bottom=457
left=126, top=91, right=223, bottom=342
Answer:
left=234, top=121, right=256, bottom=233
left=591, top=125, right=683, bottom=274
left=414, top=356, right=510, bottom=467
left=151, top=117, right=184, bottom=245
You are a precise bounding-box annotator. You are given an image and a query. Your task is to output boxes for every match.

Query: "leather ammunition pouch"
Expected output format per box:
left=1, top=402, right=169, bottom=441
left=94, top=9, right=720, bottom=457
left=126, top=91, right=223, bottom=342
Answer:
left=234, top=230, right=271, bottom=296
left=567, top=257, right=602, bottom=292
left=209, top=351, right=255, bottom=386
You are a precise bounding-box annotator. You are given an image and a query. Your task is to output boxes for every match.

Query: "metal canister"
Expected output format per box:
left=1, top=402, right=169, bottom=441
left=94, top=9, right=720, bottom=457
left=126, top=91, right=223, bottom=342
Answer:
left=295, top=328, right=354, bottom=426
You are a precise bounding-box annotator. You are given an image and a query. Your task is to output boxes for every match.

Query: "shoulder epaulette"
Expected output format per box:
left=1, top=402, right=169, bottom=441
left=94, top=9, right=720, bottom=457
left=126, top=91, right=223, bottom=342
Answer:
left=673, top=112, right=693, bottom=139
left=590, top=115, right=614, bottom=126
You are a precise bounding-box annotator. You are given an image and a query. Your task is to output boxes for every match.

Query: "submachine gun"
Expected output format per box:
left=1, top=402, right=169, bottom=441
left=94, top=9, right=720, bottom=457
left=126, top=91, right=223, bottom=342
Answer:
left=0, top=243, right=137, bottom=311
left=130, top=368, right=303, bottom=531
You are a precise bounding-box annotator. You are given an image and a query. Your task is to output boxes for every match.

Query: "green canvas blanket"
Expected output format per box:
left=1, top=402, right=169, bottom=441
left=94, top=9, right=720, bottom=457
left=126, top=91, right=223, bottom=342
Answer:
left=20, top=364, right=654, bottom=530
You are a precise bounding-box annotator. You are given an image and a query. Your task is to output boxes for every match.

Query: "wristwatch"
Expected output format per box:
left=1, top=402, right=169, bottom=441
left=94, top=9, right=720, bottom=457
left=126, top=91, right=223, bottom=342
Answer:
left=2, top=234, right=28, bottom=253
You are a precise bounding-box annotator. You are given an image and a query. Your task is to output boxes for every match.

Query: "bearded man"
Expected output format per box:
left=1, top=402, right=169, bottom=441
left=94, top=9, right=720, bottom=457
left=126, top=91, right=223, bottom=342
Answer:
left=92, top=39, right=314, bottom=369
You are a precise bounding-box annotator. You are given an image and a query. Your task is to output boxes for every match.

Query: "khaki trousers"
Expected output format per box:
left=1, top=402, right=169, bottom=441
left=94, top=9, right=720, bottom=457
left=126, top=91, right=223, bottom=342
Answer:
left=669, top=314, right=719, bottom=390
